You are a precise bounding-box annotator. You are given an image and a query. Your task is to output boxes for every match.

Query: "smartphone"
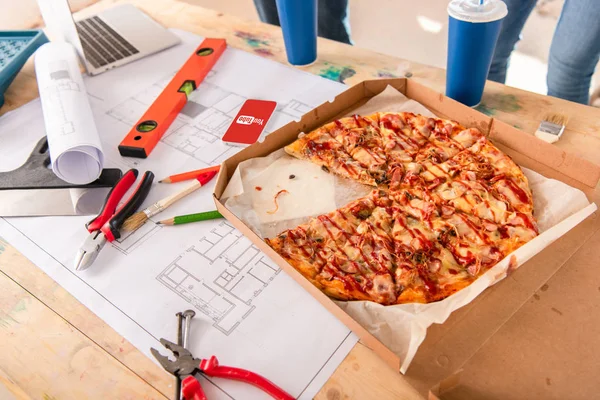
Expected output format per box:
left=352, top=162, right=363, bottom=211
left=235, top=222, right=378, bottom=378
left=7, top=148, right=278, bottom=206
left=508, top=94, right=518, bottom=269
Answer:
left=221, top=99, right=277, bottom=146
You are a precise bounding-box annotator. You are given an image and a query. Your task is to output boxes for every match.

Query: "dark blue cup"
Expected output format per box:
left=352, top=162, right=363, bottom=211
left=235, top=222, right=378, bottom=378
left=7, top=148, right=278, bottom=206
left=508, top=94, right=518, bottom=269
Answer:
left=276, top=0, right=317, bottom=66
left=446, top=0, right=507, bottom=107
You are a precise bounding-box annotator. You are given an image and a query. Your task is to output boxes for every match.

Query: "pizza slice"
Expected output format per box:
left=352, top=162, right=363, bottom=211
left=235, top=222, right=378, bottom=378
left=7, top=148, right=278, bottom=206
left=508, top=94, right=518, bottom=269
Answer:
left=388, top=179, right=536, bottom=277
left=284, top=127, right=377, bottom=186
left=378, top=112, right=421, bottom=165
left=266, top=191, right=399, bottom=304
left=469, top=137, right=535, bottom=214
left=390, top=207, right=475, bottom=303
left=328, top=115, right=390, bottom=184
left=450, top=127, right=484, bottom=149
left=389, top=199, right=537, bottom=303
left=417, top=138, right=536, bottom=224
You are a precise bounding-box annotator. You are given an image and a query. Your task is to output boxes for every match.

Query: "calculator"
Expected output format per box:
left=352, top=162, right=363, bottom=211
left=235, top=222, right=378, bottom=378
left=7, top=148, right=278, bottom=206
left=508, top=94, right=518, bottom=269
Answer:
left=0, top=30, right=48, bottom=108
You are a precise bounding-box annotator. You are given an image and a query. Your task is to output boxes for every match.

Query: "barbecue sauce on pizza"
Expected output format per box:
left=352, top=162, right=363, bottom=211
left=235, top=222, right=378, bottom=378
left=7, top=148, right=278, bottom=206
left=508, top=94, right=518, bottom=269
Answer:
left=268, top=112, right=538, bottom=304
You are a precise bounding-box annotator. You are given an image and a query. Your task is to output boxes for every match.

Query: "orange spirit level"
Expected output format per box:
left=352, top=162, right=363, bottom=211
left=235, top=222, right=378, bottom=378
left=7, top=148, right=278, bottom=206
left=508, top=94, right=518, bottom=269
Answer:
left=118, top=38, right=227, bottom=158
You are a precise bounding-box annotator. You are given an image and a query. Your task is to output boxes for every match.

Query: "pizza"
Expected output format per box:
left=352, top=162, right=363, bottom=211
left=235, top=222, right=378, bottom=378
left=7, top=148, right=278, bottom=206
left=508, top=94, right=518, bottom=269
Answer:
left=266, top=112, right=538, bottom=304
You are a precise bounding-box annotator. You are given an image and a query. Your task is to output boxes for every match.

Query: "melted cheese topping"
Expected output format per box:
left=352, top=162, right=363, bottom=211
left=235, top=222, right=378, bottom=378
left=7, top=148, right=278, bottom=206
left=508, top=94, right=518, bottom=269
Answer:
left=272, top=113, right=538, bottom=304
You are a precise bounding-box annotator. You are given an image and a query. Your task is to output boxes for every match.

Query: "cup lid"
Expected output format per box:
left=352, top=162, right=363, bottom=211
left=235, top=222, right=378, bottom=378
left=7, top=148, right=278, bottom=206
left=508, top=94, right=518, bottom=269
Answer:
left=448, top=0, right=508, bottom=23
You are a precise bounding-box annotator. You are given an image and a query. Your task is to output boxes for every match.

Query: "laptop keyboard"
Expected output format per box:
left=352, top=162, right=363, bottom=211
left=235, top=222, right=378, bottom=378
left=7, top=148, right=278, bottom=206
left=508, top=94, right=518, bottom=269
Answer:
left=75, top=16, right=139, bottom=69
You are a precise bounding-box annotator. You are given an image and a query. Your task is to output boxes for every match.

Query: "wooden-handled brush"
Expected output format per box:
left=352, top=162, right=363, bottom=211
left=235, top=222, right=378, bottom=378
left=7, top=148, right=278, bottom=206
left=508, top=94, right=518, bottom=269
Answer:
left=122, top=170, right=217, bottom=232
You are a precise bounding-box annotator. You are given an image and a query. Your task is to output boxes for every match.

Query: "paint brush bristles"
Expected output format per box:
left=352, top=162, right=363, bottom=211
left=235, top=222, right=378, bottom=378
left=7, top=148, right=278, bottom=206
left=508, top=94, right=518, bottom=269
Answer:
left=542, top=112, right=568, bottom=127
left=122, top=210, right=150, bottom=232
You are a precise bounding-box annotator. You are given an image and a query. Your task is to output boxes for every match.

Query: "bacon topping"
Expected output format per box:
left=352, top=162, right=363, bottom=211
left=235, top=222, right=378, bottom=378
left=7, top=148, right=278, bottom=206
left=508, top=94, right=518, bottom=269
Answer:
left=270, top=112, right=537, bottom=305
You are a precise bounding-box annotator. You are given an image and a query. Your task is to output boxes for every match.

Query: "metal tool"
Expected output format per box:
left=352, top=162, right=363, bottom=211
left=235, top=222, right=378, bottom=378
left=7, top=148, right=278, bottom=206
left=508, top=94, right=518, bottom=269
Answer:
left=74, top=169, right=154, bottom=271
left=0, top=137, right=122, bottom=217
left=152, top=338, right=295, bottom=400
left=182, top=309, right=195, bottom=349
left=174, top=309, right=195, bottom=400
left=175, top=312, right=184, bottom=400
left=176, top=312, right=184, bottom=347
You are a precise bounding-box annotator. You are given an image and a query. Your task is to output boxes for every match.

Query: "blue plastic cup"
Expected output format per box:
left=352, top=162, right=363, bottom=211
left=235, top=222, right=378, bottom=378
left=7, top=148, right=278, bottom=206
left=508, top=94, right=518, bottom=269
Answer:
left=446, top=0, right=507, bottom=107
left=276, top=0, right=317, bottom=66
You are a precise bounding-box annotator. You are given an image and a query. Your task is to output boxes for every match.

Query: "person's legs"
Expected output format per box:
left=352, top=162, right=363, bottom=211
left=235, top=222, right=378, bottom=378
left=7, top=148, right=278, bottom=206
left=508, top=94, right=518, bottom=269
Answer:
left=488, top=0, right=537, bottom=83
left=253, top=0, right=280, bottom=25
left=546, top=0, right=600, bottom=104
left=253, top=0, right=352, bottom=45
left=318, top=0, right=352, bottom=45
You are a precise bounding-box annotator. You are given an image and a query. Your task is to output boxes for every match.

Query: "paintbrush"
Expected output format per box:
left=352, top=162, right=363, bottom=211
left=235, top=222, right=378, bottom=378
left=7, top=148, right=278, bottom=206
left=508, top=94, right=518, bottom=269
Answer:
left=534, top=112, right=569, bottom=144
left=122, top=170, right=217, bottom=232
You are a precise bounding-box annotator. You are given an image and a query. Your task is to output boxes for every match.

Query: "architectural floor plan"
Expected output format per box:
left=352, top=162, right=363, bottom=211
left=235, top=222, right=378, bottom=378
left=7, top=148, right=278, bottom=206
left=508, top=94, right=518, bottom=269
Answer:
left=0, top=30, right=357, bottom=400
left=158, top=220, right=279, bottom=335
left=113, top=220, right=161, bottom=255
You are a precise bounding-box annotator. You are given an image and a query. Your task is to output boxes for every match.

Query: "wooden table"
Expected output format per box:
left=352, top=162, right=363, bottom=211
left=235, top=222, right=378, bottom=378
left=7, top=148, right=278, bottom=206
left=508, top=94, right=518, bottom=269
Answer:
left=1, top=1, right=599, bottom=399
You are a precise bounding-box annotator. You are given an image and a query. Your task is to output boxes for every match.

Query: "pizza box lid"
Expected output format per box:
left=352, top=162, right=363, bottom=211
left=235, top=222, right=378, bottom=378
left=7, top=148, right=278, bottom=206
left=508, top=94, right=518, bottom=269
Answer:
left=213, top=77, right=600, bottom=398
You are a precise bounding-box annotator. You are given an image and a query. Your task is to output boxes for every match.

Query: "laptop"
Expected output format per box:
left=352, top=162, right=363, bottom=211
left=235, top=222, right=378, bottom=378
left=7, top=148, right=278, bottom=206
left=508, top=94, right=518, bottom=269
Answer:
left=36, top=1, right=181, bottom=76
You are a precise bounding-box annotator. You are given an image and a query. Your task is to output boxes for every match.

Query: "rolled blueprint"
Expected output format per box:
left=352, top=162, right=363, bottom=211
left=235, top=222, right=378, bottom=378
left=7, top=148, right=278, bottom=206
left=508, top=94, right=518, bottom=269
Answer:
left=35, top=42, right=104, bottom=184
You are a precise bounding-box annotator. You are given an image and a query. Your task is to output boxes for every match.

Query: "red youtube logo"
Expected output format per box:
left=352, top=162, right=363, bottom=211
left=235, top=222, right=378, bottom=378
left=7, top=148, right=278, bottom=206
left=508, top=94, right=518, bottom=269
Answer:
left=236, top=115, right=254, bottom=125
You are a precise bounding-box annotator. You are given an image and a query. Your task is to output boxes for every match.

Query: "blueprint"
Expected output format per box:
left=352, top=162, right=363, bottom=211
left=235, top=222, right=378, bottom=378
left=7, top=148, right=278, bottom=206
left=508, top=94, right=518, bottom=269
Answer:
left=0, top=30, right=357, bottom=399
left=34, top=41, right=104, bottom=184
left=157, top=220, right=280, bottom=336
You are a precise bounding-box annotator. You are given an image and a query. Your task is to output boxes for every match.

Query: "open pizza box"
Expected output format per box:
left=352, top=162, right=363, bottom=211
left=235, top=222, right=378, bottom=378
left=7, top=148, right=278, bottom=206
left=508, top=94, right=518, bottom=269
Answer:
left=213, top=78, right=600, bottom=399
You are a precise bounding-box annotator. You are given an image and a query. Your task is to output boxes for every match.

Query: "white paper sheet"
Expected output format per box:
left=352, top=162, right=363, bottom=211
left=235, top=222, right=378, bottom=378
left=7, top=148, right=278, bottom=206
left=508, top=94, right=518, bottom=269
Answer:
left=35, top=42, right=104, bottom=184
left=36, top=0, right=86, bottom=65
left=0, top=30, right=358, bottom=399
left=221, top=86, right=597, bottom=374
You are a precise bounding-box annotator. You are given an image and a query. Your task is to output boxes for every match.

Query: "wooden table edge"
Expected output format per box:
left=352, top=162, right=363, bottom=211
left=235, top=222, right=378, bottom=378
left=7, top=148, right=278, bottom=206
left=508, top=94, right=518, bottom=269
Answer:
left=1, top=0, right=600, bottom=399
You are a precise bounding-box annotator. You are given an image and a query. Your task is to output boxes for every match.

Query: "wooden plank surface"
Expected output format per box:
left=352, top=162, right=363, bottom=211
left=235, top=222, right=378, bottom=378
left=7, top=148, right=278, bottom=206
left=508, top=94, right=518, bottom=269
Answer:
left=0, top=240, right=167, bottom=400
left=1, top=0, right=599, bottom=399
left=4, top=0, right=600, bottom=167
left=0, top=237, right=173, bottom=397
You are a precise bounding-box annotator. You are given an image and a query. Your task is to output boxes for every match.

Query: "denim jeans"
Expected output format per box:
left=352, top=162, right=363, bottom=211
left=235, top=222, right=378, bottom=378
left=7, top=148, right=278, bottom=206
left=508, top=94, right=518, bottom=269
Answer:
left=488, top=0, right=600, bottom=105
left=488, top=0, right=600, bottom=104
left=252, top=0, right=352, bottom=45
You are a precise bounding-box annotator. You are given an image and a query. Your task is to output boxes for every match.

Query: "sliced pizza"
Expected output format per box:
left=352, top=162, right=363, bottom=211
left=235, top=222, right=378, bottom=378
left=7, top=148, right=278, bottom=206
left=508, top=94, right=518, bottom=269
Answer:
left=269, top=112, right=538, bottom=305
left=284, top=127, right=377, bottom=186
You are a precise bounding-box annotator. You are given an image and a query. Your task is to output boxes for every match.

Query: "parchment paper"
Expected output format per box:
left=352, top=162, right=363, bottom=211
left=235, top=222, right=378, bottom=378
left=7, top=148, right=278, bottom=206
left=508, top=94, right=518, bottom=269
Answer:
left=222, top=149, right=372, bottom=239
left=222, top=86, right=597, bottom=372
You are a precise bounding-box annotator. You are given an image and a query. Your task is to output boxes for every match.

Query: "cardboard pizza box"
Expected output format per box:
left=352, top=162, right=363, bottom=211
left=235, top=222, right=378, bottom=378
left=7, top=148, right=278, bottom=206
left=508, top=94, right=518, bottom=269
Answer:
left=213, top=78, right=600, bottom=399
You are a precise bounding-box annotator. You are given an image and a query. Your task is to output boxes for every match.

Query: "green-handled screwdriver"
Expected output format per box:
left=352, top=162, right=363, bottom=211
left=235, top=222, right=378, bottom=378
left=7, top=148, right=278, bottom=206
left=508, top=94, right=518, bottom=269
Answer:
left=157, top=210, right=223, bottom=226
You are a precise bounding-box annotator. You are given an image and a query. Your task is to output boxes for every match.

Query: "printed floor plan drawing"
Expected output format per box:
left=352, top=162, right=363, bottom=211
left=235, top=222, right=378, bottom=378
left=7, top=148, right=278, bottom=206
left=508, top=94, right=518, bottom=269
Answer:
left=42, top=60, right=82, bottom=136
left=157, top=220, right=280, bottom=335
left=112, top=221, right=161, bottom=255
left=0, top=31, right=356, bottom=400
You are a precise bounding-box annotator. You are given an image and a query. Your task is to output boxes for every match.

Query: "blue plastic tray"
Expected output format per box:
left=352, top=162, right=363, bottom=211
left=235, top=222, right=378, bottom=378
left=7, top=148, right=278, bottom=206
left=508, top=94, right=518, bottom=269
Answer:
left=0, top=30, right=48, bottom=108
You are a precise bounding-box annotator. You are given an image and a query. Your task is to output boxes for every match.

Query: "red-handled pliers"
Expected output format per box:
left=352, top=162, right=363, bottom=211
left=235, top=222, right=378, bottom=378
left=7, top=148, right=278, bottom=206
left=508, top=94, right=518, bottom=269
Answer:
left=74, top=169, right=154, bottom=271
left=151, top=338, right=295, bottom=400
